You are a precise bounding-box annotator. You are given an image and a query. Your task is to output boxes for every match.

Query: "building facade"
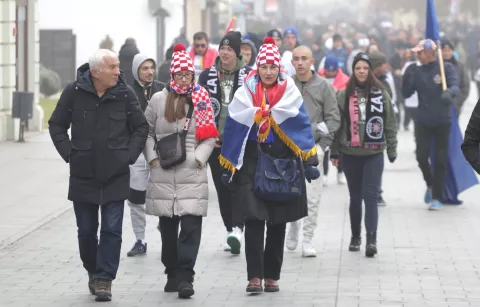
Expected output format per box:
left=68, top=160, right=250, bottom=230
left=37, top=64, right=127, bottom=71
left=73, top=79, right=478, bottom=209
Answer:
left=0, top=0, right=42, bottom=142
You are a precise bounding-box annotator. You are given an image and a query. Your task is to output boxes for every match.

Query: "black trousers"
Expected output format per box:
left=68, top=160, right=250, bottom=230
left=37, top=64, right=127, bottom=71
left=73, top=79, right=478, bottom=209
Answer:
left=404, top=107, right=416, bottom=129
left=414, top=123, right=451, bottom=202
left=158, top=215, right=202, bottom=282
left=244, top=220, right=286, bottom=281
left=341, top=153, right=384, bottom=236
left=73, top=201, right=124, bottom=280
left=209, top=147, right=244, bottom=232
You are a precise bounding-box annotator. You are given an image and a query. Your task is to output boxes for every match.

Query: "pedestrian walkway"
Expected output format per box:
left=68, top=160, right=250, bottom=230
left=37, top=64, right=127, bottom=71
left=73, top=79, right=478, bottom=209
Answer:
left=0, top=132, right=70, bottom=251
left=0, top=95, right=480, bottom=306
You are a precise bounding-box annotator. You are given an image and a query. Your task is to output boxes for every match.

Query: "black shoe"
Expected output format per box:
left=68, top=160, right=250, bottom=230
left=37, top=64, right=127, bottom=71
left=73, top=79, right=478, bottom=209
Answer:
left=164, top=275, right=177, bottom=293
left=349, top=236, right=361, bottom=252
left=377, top=197, right=387, bottom=207
left=365, top=232, right=377, bottom=257
left=94, top=278, right=112, bottom=302
left=127, top=240, right=147, bottom=257
left=88, top=273, right=95, bottom=295
left=178, top=281, right=195, bottom=299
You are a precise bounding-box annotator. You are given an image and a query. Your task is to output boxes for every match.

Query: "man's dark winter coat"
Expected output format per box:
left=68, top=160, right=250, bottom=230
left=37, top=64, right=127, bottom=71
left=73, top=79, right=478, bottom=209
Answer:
left=119, top=43, right=140, bottom=86
left=48, top=63, right=148, bottom=205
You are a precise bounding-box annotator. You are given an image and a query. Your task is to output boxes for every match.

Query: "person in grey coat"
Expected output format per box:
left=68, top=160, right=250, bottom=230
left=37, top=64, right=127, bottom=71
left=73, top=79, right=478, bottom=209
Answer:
left=143, top=44, right=218, bottom=298
left=288, top=46, right=340, bottom=258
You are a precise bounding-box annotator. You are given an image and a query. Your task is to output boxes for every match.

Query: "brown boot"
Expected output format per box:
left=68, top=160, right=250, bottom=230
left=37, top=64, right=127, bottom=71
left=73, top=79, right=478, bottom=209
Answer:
left=264, top=279, right=279, bottom=292
left=88, top=274, right=95, bottom=295
left=94, top=278, right=112, bottom=302
left=246, top=278, right=262, bottom=293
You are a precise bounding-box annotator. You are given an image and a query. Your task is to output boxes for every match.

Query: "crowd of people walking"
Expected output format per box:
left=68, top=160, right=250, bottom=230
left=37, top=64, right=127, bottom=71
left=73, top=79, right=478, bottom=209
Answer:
left=47, top=17, right=480, bottom=302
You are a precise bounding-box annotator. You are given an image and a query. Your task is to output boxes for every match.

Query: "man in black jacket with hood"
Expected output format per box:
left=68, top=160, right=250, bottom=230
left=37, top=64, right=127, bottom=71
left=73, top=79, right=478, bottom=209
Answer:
left=48, top=49, right=148, bottom=302
left=125, top=53, right=164, bottom=257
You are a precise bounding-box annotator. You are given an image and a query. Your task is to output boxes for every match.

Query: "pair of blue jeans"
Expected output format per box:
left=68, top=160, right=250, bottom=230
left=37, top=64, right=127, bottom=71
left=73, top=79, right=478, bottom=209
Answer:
left=73, top=201, right=124, bottom=280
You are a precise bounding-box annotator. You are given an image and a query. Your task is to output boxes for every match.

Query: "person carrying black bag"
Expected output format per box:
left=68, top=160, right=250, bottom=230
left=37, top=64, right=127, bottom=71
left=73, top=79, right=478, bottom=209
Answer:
left=218, top=37, right=320, bottom=293
left=143, top=44, right=218, bottom=298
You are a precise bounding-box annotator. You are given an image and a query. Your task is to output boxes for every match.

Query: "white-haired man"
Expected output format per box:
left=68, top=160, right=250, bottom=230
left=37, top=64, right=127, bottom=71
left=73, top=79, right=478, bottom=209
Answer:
left=48, top=49, right=148, bottom=302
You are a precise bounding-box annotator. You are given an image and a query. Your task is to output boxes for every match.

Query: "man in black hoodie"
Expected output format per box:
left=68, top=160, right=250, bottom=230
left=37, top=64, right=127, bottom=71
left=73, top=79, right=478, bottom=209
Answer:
left=125, top=54, right=165, bottom=258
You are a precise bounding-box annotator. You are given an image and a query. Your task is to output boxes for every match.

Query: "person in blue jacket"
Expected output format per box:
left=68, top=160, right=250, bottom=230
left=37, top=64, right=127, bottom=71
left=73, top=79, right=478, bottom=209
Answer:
left=402, top=39, right=459, bottom=211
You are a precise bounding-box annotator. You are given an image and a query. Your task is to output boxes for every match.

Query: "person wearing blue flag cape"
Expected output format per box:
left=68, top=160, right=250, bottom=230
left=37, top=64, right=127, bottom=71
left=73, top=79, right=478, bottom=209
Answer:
left=402, top=39, right=460, bottom=210
left=423, top=0, right=478, bottom=205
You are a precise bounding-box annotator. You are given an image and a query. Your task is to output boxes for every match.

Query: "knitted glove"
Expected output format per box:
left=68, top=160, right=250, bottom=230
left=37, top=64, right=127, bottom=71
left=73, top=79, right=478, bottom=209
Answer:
left=441, top=90, right=453, bottom=105
left=388, top=155, right=396, bottom=163
left=305, top=166, right=320, bottom=183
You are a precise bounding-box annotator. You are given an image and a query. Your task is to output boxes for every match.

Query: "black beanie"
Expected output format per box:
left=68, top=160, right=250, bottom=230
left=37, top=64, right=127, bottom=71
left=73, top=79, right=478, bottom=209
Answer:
left=441, top=38, right=455, bottom=50
left=352, top=52, right=372, bottom=71
left=219, top=31, right=242, bottom=57
left=266, top=29, right=283, bottom=40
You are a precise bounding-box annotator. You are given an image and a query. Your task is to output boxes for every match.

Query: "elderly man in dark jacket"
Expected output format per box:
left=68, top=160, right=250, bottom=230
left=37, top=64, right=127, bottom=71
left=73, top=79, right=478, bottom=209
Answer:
left=403, top=39, right=459, bottom=211
left=48, top=49, right=148, bottom=302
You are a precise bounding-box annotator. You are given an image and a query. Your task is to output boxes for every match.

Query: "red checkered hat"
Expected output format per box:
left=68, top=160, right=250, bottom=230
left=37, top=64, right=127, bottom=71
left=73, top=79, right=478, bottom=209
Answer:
left=255, top=37, right=281, bottom=68
left=170, top=44, right=194, bottom=77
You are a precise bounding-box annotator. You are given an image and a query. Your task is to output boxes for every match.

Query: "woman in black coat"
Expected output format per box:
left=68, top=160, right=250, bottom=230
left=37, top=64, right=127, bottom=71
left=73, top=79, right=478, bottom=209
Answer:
left=219, top=37, right=320, bottom=293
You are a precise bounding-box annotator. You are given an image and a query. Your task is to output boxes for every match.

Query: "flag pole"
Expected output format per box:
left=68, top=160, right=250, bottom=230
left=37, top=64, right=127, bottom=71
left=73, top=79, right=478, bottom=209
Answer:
left=225, top=16, right=236, bottom=35
left=437, top=40, right=447, bottom=91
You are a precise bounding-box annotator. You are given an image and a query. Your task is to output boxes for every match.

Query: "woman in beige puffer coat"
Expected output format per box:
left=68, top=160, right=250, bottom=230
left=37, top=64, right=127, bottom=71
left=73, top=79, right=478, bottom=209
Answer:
left=143, top=43, right=217, bottom=299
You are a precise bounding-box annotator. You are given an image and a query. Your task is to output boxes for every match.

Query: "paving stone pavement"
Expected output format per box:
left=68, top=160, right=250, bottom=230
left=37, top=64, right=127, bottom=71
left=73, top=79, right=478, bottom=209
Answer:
left=0, top=132, right=70, bottom=250
left=1, top=92, right=480, bottom=307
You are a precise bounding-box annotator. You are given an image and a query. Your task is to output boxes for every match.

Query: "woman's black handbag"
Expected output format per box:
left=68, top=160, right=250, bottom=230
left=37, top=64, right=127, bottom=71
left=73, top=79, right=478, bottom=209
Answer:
left=253, top=144, right=303, bottom=202
left=155, top=105, right=194, bottom=169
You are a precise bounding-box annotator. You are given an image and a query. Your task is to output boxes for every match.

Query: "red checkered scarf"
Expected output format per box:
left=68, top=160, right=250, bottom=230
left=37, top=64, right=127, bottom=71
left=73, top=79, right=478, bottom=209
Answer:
left=169, top=80, right=219, bottom=141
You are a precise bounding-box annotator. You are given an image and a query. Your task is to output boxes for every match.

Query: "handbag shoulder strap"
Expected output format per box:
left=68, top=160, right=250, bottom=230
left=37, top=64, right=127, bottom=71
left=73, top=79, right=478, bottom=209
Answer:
left=181, top=103, right=194, bottom=135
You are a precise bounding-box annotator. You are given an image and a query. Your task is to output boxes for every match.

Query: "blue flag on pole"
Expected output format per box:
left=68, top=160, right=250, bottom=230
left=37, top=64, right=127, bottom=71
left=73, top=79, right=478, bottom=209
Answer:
left=426, top=0, right=440, bottom=41
left=426, top=0, right=478, bottom=204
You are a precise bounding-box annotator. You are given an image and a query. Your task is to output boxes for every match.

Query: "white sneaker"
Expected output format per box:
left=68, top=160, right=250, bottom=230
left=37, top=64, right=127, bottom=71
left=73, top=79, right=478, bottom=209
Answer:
left=302, top=241, right=317, bottom=257
left=286, top=221, right=300, bottom=251
left=227, top=227, right=242, bottom=255
left=223, top=232, right=232, bottom=252
left=337, top=172, right=346, bottom=184
left=323, top=176, right=328, bottom=187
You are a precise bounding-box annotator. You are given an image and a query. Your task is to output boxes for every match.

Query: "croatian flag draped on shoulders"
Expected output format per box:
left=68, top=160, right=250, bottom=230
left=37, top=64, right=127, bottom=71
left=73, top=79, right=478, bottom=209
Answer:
left=426, top=0, right=478, bottom=204
left=219, top=37, right=317, bottom=174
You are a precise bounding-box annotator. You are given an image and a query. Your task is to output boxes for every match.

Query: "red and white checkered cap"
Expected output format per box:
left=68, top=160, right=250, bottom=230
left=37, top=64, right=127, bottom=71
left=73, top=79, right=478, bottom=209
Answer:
left=255, top=37, right=281, bottom=68
left=170, top=44, right=195, bottom=77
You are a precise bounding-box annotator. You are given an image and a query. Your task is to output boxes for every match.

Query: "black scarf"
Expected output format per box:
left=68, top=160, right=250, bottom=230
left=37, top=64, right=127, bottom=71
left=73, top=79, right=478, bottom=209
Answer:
left=344, top=87, right=385, bottom=149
